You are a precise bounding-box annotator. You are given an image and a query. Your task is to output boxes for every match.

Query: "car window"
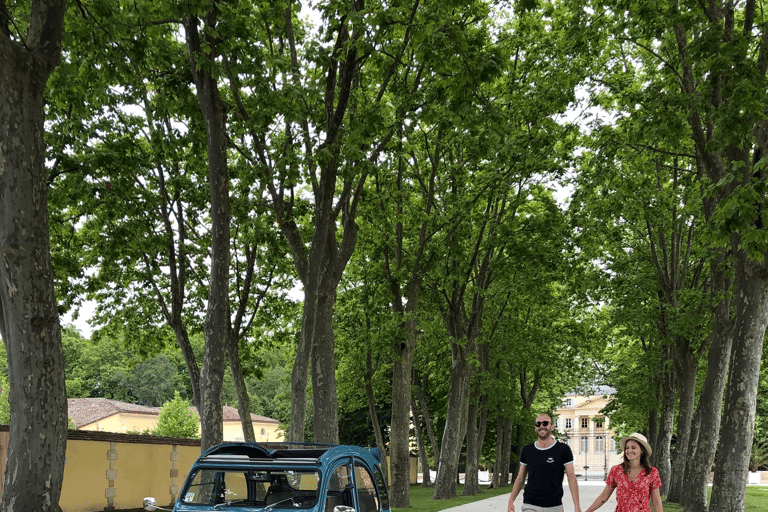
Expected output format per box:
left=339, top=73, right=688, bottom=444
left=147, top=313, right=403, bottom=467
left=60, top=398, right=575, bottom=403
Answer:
left=354, top=463, right=379, bottom=512
left=181, top=469, right=319, bottom=508
left=325, top=463, right=354, bottom=511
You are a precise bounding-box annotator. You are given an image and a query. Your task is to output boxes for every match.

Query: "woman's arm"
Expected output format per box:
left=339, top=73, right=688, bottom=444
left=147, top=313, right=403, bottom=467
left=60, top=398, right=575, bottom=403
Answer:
left=650, top=486, right=663, bottom=512
left=583, top=484, right=615, bottom=512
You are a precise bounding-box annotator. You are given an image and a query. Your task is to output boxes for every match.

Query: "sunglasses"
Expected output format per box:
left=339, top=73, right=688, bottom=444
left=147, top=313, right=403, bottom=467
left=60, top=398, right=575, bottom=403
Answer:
left=535, top=421, right=551, bottom=427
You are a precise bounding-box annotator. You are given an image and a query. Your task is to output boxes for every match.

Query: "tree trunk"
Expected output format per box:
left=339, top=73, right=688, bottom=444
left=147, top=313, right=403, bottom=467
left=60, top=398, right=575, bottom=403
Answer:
left=228, top=333, right=255, bottom=442
left=501, top=416, right=514, bottom=486
left=309, top=282, right=339, bottom=443
left=493, top=412, right=505, bottom=488
left=0, top=1, right=68, bottom=508
left=463, top=401, right=480, bottom=496
left=390, top=327, right=416, bottom=506
left=433, top=338, right=474, bottom=499
left=681, top=328, right=732, bottom=511
left=709, top=255, right=768, bottom=512
left=366, top=352, right=388, bottom=485
left=667, top=356, right=698, bottom=502
left=417, top=373, right=440, bottom=471
left=171, top=322, right=201, bottom=411
left=289, top=300, right=312, bottom=442
left=681, top=252, right=733, bottom=511
left=411, top=392, right=429, bottom=487
left=183, top=8, right=230, bottom=452
left=657, top=353, right=676, bottom=496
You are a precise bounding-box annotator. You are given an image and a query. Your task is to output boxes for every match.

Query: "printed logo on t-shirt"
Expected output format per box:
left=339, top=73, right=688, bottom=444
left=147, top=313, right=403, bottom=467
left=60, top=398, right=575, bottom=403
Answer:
left=547, top=457, right=554, bottom=463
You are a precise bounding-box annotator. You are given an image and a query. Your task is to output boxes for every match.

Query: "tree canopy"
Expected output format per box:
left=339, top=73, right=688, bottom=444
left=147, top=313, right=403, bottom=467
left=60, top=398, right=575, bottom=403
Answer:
left=3, top=0, right=768, bottom=510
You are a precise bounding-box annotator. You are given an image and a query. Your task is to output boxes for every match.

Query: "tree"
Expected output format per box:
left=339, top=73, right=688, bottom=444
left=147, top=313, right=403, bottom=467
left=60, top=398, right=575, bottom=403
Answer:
left=153, top=391, right=200, bottom=438
left=571, top=1, right=768, bottom=509
left=0, top=0, right=68, bottom=508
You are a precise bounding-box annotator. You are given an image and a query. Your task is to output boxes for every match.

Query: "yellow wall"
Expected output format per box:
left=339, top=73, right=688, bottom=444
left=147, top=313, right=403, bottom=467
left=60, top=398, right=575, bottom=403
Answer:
left=384, top=455, right=419, bottom=484
left=57, top=433, right=203, bottom=512
left=222, top=420, right=282, bottom=442
left=80, top=412, right=159, bottom=434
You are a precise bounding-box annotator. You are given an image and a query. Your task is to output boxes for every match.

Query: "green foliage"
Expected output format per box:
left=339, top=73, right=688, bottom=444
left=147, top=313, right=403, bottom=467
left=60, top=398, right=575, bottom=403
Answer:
left=152, top=391, right=199, bottom=438
left=0, top=376, right=9, bottom=425
left=750, top=439, right=768, bottom=472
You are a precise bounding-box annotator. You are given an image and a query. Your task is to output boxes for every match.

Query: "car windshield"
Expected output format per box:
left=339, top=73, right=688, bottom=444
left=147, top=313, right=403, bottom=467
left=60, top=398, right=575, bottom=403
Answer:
left=181, top=468, right=320, bottom=509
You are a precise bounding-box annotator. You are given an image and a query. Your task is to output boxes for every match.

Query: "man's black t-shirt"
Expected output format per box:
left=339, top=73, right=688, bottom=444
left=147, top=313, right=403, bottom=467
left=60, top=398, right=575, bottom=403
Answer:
left=520, top=440, right=574, bottom=508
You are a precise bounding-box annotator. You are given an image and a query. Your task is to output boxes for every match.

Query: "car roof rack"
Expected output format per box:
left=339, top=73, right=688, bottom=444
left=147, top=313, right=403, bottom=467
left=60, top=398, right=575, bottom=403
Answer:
left=199, top=442, right=340, bottom=464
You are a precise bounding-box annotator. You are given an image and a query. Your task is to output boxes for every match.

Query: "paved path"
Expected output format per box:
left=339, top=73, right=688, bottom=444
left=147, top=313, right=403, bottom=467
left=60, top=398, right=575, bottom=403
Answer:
left=441, top=481, right=615, bottom=512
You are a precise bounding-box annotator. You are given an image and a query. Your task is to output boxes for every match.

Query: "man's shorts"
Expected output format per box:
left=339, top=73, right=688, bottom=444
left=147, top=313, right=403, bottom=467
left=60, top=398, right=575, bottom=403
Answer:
left=521, top=504, right=564, bottom=512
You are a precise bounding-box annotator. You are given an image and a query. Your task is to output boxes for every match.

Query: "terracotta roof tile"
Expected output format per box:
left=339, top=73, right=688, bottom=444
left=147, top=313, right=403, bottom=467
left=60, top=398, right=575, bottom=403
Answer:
left=67, top=398, right=279, bottom=428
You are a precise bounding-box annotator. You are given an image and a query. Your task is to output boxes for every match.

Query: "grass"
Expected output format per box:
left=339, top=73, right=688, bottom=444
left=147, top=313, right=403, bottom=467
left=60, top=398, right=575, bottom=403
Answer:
left=392, top=484, right=511, bottom=512
left=662, top=486, right=768, bottom=512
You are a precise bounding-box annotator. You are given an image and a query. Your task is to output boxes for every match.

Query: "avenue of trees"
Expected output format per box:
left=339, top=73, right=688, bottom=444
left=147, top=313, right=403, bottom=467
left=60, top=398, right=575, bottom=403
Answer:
left=2, top=0, right=768, bottom=511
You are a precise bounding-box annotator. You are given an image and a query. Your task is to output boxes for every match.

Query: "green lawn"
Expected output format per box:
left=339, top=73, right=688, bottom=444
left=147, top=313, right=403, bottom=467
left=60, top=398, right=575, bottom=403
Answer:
left=662, top=486, right=768, bottom=512
left=393, top=484, right=768, bottom=512
left=392, top=484, right=511, bottom=512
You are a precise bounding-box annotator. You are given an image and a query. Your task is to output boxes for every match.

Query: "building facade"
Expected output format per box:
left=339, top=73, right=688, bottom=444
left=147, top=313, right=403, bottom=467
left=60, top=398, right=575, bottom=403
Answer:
left=554, top=388, right=623, bottom=480
left=67, top=398, right=283, bottom=442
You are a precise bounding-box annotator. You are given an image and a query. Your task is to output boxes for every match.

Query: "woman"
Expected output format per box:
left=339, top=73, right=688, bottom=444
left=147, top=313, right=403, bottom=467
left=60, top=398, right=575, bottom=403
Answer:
left=584, top=432, right=663, bottom=512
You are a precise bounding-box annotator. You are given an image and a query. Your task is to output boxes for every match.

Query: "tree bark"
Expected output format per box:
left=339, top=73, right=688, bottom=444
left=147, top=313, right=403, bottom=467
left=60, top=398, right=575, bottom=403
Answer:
left=389, top=326, right=416, bottom=506
left=365, top=344, right=388, bottom=485
left=411, top=392, right=429, bottom=487
left=309, top=282, right=340, bottom=443
left=433, top=336, right=474, bottom=499
left=709, top=255, right=768, bottom=512
left=681, top=251, right=733, bottom=512
left=667, top=354, right=698, bottom=502
left=463, top=344, right=489, bottom=496
left=417, top=373, right=441, bottom=470
left=656, top=351, right=676, bottom=496
left=0, top=0, right=68, bottom=508
left=463, top=401, right=481, bottom=495
left=227, top=332, right=255, bottom=442
left=183, top=7, right=230, bottom=452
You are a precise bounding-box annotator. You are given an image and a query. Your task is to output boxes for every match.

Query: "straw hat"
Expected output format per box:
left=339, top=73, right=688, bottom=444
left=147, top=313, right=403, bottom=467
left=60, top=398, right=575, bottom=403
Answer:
left=619, top=432, right=652, bottom=457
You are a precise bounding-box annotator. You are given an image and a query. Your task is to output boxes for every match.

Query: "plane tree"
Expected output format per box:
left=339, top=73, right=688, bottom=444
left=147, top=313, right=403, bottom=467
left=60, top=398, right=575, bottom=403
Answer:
left=569, top=0, right=768, bottom=509
left=44, top=0, right=295, bottom=449
left=0, top=0, right=68, bottom=507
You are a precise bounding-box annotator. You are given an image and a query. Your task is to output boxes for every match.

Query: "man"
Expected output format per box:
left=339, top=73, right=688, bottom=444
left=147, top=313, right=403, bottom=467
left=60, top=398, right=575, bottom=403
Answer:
left=507, top=414, right=581, bottom=512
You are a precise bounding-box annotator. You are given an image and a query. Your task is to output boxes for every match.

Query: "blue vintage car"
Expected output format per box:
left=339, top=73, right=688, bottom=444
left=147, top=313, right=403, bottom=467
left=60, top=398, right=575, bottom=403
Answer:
left=144, top=442, right=390, bottom=512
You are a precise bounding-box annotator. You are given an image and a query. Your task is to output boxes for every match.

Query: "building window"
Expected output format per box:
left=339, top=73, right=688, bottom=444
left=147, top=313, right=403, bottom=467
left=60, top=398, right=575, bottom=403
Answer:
left=580, top=436, right=589, bottom=453
left=595, top=418, right=604, bottom=428
left=595, top=436, right=604, bottom=453
left=260, top=427, right=266, bottom=436
left=565, top=418, right=572, bottom=429
left=564, top=398, right=573, bottom=407
left=581, top=417, right=589, bottom=429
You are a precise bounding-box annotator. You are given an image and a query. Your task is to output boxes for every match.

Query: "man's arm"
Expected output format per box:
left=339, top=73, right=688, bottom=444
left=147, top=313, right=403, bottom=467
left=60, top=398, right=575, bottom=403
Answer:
left=506, top=465, right=528, bottom=512
left=565, top=462, right=582, bottom=512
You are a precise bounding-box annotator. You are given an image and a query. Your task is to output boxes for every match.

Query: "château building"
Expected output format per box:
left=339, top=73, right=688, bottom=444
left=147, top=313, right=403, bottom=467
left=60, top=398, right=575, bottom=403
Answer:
left=554, top=387, right=623, bottom=480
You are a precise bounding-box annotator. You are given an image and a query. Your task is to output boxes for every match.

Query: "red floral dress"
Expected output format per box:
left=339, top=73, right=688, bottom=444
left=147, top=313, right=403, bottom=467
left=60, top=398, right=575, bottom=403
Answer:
left=606, top=465, right=662, bottom=512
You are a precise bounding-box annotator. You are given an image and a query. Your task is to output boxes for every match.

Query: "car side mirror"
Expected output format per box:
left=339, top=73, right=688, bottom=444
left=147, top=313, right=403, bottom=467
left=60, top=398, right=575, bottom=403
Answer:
left=143, top=497, right=172, bottom=511
left=333, top=506, right=355, bottom=512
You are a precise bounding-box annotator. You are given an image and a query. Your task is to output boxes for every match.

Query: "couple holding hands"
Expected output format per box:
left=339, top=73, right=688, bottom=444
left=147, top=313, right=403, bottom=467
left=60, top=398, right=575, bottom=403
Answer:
left=507, top=414, right=663, bottom=512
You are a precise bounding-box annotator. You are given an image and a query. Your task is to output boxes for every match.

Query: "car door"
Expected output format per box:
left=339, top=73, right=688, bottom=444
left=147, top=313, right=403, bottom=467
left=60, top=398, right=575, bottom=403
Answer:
left=352, top=459, right=389, bottom=512
left=324, top=461, right=355, bottom=512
